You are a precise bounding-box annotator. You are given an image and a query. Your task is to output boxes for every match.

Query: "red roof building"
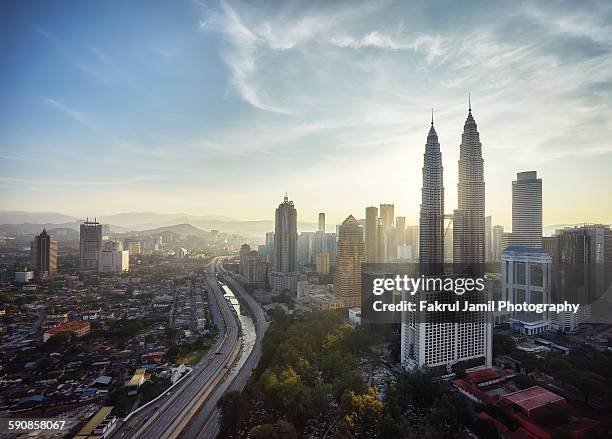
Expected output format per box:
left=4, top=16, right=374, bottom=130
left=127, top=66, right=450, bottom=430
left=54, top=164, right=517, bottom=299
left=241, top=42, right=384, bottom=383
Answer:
left=502, top=386, right=565, bottom=417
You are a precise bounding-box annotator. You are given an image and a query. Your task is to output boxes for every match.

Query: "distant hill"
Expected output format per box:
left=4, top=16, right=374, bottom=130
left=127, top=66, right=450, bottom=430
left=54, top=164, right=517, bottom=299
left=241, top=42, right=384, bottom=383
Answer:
left=135, top=223, right=209, bottom=237
left=0, top=211, right=79, bottom=225
left=97, top=212, right=236, bottom=230
left=0, top=222, right=129, bottom=236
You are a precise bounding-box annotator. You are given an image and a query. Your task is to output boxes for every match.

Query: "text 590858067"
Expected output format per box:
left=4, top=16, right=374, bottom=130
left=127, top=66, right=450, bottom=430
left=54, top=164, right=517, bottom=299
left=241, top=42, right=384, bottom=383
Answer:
left=1, top=419, right=66, bottom=432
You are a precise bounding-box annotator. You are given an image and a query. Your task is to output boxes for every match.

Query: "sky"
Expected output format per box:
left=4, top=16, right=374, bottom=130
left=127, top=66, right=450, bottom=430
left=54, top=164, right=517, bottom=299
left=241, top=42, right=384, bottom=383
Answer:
left=1, top=0, right=611, bottom=227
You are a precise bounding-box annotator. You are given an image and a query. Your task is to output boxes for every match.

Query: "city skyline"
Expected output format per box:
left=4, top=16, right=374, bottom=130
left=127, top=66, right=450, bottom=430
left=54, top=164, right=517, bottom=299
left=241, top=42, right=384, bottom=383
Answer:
left=2, top=1, right=612, bottom=226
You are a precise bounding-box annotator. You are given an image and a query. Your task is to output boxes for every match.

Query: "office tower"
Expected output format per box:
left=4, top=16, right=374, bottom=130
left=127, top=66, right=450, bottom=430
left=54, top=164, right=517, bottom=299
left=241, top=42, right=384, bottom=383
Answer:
left=318, top=213, right=325, bottom=232
left=405, top=100, right=491, bottom=372
left=509, top=171, right=543, bottom=248
left=405, top=225, right=419, bottom=261
left=80, top=219, right=103, bottom=271
left=379, top=204, right=394, bottom=229
left=377, top=219, right=386, bottom=263
left=270, top=195, right=298, bottom=294
left=453, top=101, right=486, bottom=268
left=326, top=233, right=337, bottom=264
left=265, top=232, right=275, bottom=263
left=396, top=216, right=406, bottom=244
left=501, top=247, right=552, bottom=335
left=548, top=225, right=612, bottom=331
left=31, top=229, right=57, bottom=277
left=298, top=232, right=316, bottom=268
left=333, top=215, right=365, bottom=307
left=485, top=216, right=492, bottom=262
left=380, top=204, right=395, bottom=261
left=419, top=115, right=444, bottom=269
left=316, top=252, right=330, bottom=275
left=492, top=225, right=505, bottom=262
left=365, top=206, right=379, bottom=263
left=99, top=240, right=129, bottom=273
left=239, top=244, right=251, bottom=277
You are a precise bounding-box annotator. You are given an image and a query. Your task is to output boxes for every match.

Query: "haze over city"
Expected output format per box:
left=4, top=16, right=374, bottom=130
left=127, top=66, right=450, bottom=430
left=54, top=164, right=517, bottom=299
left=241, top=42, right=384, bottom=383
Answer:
left=2, top=0, right=612, bottom=226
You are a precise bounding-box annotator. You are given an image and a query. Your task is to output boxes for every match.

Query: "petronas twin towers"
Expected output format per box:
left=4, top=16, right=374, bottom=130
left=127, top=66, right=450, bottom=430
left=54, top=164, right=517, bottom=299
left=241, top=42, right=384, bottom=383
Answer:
left=419, top=101, right=486, bottom=269
left=403, top=101, right=491, bottom=372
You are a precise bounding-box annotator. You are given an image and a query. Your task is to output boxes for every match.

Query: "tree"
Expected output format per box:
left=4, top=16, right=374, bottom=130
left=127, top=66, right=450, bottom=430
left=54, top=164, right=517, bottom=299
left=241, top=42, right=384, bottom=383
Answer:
left=219, top=391, right=249, bottom=437
left=556, top=369, right=604, bottom=405
left=249, top=420, right=297, bottom=439
left=337, top=388, right=383, bottom=438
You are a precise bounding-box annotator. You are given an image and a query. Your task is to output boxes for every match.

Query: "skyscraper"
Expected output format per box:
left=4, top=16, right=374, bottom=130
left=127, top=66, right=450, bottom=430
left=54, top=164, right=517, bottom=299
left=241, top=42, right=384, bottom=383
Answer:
left=548, top=224, right=612, bottom=331
left=31, top=228, right=57, bottom=277
left=492, top=225, right=505, bottom=261
left=453, top=101, right=486, bottom=268
left=271, top=195, right=298, bottom=294
left=419, top=114, right=445, bottom=270
left=379, top=204, right=395, bottom=262
left=80, top=219, right=103, bottom=271
left=318, top=212, right=325, bottom=232
left=405, top=100, right=491, bottom=371
left=365, top=206, right=379, bottom=263
left=333, top=215, right=365, bottom=307
left=379, top=204, right=395, bottom=229
left=509, top=171, right=543, bottom=248
left=265, top=231, right=275, bottom=263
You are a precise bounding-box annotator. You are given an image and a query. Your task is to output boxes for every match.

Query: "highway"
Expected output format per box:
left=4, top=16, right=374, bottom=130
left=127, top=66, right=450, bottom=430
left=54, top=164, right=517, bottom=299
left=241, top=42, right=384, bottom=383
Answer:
left=187, top=259, right=269, bottom=439
left=110, top=270, right=241, bottom=439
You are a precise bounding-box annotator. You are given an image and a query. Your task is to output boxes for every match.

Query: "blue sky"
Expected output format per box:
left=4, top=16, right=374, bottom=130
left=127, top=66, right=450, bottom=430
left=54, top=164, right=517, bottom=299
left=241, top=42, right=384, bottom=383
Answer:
left=1, top=0, right=611, bottom=226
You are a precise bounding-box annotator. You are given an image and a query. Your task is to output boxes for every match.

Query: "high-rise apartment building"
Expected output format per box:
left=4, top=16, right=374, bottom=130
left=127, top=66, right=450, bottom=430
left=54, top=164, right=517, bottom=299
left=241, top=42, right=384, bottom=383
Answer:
left=31, top=229, right=57, bottom=277
left=419, top=116, right=444, bottom=269
left=333, top=215, right=365, bottom=307
left=365, top=206, right=379, bottom=263
left=80, top=219, right=103, bottom=271
left=509, top=171, right=543, bottom=248
left=271, top=195, right=298, bottom=294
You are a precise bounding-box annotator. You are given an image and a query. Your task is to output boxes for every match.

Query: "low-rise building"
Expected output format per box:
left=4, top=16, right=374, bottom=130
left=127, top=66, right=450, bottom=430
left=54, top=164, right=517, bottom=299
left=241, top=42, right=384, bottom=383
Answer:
left=43, top=321, right=91, bottom=342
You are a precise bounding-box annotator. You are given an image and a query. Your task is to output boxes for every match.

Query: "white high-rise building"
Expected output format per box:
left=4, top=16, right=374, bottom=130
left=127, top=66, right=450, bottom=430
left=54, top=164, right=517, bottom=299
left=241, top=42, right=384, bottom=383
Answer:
left=99, top=240, right=129, bottom=273
left=509, top=171, right=543, bottom=248
left=501, top=246, right=552, bottom=335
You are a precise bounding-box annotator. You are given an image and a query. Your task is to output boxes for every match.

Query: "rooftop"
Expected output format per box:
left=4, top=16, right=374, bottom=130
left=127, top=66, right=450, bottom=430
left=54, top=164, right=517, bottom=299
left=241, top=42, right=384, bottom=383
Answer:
left=502, top=386, right=565, bottom=416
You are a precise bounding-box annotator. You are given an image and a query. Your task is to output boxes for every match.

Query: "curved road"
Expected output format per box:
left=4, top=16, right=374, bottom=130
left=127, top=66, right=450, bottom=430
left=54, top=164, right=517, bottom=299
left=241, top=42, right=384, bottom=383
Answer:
left=189, top=261, right=269, bottom=439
